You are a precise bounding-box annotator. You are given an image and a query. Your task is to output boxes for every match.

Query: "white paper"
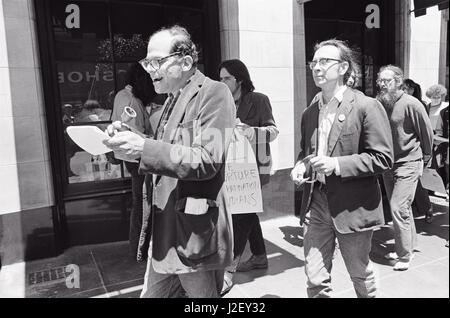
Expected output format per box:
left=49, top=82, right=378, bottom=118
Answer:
left=224, top=130, right=263, bottom=214
left=66, top=126, right=112, bottom=155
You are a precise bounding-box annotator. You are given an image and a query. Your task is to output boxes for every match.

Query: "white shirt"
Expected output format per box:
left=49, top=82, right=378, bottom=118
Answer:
left=315, top=85, right=347, bottom=183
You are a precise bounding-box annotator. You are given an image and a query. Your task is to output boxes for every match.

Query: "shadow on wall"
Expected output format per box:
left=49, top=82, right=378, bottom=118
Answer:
left=0, top=206, right=56, bottom=267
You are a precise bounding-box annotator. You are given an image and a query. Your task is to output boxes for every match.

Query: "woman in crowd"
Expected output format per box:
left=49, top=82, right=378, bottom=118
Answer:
left=425, top=84, right=449, bottom=188
left=218, top=59, right=279, bottom=295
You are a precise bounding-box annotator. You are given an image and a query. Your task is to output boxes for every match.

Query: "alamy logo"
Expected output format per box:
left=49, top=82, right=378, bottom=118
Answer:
left=365, top=4, right=380, bottom=29
left=65, top=4, right=80, bottom=29
left=65, top=264, right=80, bottom=289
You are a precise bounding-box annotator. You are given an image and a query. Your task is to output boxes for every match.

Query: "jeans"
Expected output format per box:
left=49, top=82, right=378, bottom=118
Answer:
left=140, top=260, right=224, bottom=298
left=127, top=163, right=146, bottom=259
left=383, top=160, right=422, bottom=261
left=303, top=187, right=377, bottom=298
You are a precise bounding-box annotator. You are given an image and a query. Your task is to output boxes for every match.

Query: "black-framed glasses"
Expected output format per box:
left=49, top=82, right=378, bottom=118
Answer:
left=308, top=58, right=342, bottom=70
left=139, top=51, right=182, bottom=71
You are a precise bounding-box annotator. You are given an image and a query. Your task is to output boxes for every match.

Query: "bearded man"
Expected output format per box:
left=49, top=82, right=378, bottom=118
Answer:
left=376, top=65, right=434, bottom=271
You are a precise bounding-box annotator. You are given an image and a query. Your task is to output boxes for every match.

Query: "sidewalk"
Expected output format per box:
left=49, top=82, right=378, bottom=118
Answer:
left=0, top=196, right=448, bottom=298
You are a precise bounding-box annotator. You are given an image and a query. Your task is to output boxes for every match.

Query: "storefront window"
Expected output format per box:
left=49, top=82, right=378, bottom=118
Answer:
left=49, top=0, right=208, bottom=189
left=51, top=1, right=111, bottom=62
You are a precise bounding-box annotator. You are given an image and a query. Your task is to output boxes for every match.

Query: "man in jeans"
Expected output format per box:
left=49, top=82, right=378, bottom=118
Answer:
left=377, top=65, right=434, bottom=271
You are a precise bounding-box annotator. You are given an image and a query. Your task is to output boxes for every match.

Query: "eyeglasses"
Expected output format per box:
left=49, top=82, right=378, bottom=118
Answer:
left=308, top=58, right=342, bottom=70
left=376, top=78, right=395, bottom=86
left=139, top=52, right=182, bottom=71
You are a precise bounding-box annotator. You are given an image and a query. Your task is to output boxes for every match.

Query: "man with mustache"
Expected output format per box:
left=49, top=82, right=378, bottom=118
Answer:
left=376, top=65, right=434, bottom=271
left=291, top=39, right=393, bottom=297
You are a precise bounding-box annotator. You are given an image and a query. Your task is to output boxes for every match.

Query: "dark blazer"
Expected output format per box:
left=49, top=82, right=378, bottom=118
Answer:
left=137, top=70, right=236, bottom=273
left=297, top=88, right=394, bottom=233
left=237, top=91, right=278, bottom=185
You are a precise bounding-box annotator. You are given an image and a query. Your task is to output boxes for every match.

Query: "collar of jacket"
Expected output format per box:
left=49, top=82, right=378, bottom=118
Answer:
left=309, top=88, right=356, bottom=156
left=317, top=85, right=347, bottom=110
left=161, top=70, right=206, bottom=143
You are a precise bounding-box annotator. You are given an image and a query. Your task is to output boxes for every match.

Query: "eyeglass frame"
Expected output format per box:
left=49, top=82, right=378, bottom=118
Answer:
left=308, top=58, right=342, bottom=70
left=376, top=78, right=396, bottom=86
left=139, top=51, right=183, bottom=71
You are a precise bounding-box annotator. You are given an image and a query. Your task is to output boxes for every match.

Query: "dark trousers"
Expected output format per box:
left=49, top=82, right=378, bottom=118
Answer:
left=232, top=213, right=266, bottom=258
left=413, top=180, right=432, bottom=216
left=127, top=163, right=146, bottom=259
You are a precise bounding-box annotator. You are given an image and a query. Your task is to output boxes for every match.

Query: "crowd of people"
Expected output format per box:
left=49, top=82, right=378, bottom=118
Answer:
left=103, top=25, right=448, bottom=298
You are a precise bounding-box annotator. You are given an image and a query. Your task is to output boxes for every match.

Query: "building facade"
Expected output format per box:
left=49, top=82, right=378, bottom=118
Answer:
left=0, top=0, right=448, bottom=265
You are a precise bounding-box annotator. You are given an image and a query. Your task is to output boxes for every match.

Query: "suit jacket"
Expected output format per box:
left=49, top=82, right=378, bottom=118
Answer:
left=237, top=91, right=278, bottom=185
left=138, top=70, right=236, bottom=273
left=297, top=88, right=393, bottom=233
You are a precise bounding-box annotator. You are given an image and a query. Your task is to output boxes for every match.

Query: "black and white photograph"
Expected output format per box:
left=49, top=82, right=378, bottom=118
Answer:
left=0, top=0, right=448, bottom=301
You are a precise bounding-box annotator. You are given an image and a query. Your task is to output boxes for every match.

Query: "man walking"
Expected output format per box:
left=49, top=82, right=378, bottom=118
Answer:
left=291, top=39, right=393, bottom=297
left=105, top=25, right=236, bottom=297
left=377, top=65, right=434, bottom=271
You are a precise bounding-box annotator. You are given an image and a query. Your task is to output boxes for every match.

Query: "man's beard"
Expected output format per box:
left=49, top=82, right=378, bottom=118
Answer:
left=377, top=90, right=398, bottom=110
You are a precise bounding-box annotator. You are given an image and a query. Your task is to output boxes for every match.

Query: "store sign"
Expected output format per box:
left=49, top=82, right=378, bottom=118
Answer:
left=57, top=64, right=127, bottom=84
left=65, top=4, right=80, bottom=29
left=365, top=4, right=380, bottom=29
left=58, top=70, right=117, bottom=84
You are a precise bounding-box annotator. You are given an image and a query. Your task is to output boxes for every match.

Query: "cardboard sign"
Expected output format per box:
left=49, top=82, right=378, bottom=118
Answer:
left=224, top=130, right=263, bottom=214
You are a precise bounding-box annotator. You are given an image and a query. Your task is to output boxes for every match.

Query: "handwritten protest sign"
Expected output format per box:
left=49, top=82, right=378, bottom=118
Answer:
left=224, top=130, right=263, bottom=214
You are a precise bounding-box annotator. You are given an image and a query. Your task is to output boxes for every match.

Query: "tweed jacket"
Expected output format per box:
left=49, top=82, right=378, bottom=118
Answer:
left=237, top=91, right=278, bottom=185
left=137, top=70, right=236, bottom=273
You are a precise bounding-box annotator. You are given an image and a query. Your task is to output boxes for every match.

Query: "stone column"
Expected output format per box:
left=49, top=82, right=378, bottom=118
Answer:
left=438, top=8, right=448, bottom=85
left=0, top=0, right=53, bottom=267
left=218, top=0, right=240, bottom=60
left=395, top=0, right=411, bottom=76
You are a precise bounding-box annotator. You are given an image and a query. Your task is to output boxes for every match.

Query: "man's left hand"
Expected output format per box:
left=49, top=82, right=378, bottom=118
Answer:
left=103, top=130, right=145, bottom=161
left=308, top=155, right=336, bottom=176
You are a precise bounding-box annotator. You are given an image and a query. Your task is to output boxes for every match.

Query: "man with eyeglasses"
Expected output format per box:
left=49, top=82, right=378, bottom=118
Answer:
left=104, top=25, right=236, bottom=298
left=290, top=39, right=393, bottom=298
left=376, top=65, right=434, bottom=271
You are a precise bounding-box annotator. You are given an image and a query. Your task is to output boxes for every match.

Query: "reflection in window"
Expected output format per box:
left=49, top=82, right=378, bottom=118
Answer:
left=64, top=123, right=122, bottom=184
left=111, top=2, right=162, bottom=61
left=50, top=0, right=208, bottom=187
left=68, top=152, right=122, bottom=184
left=99, top=34, right=149, bottom=62
left=57, top=62, right=114, bottom=124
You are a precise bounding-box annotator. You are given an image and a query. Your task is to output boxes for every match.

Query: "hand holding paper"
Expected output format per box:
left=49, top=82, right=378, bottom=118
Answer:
left=236, top=120, right=255, bottom=141
left=103, top=129, right=145, bottom=161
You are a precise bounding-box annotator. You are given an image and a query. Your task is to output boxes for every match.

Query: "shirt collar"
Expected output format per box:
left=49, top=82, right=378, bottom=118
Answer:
left=168, top=70, right=196, bottom=100
left=318, top=85, right=347, bottom=110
